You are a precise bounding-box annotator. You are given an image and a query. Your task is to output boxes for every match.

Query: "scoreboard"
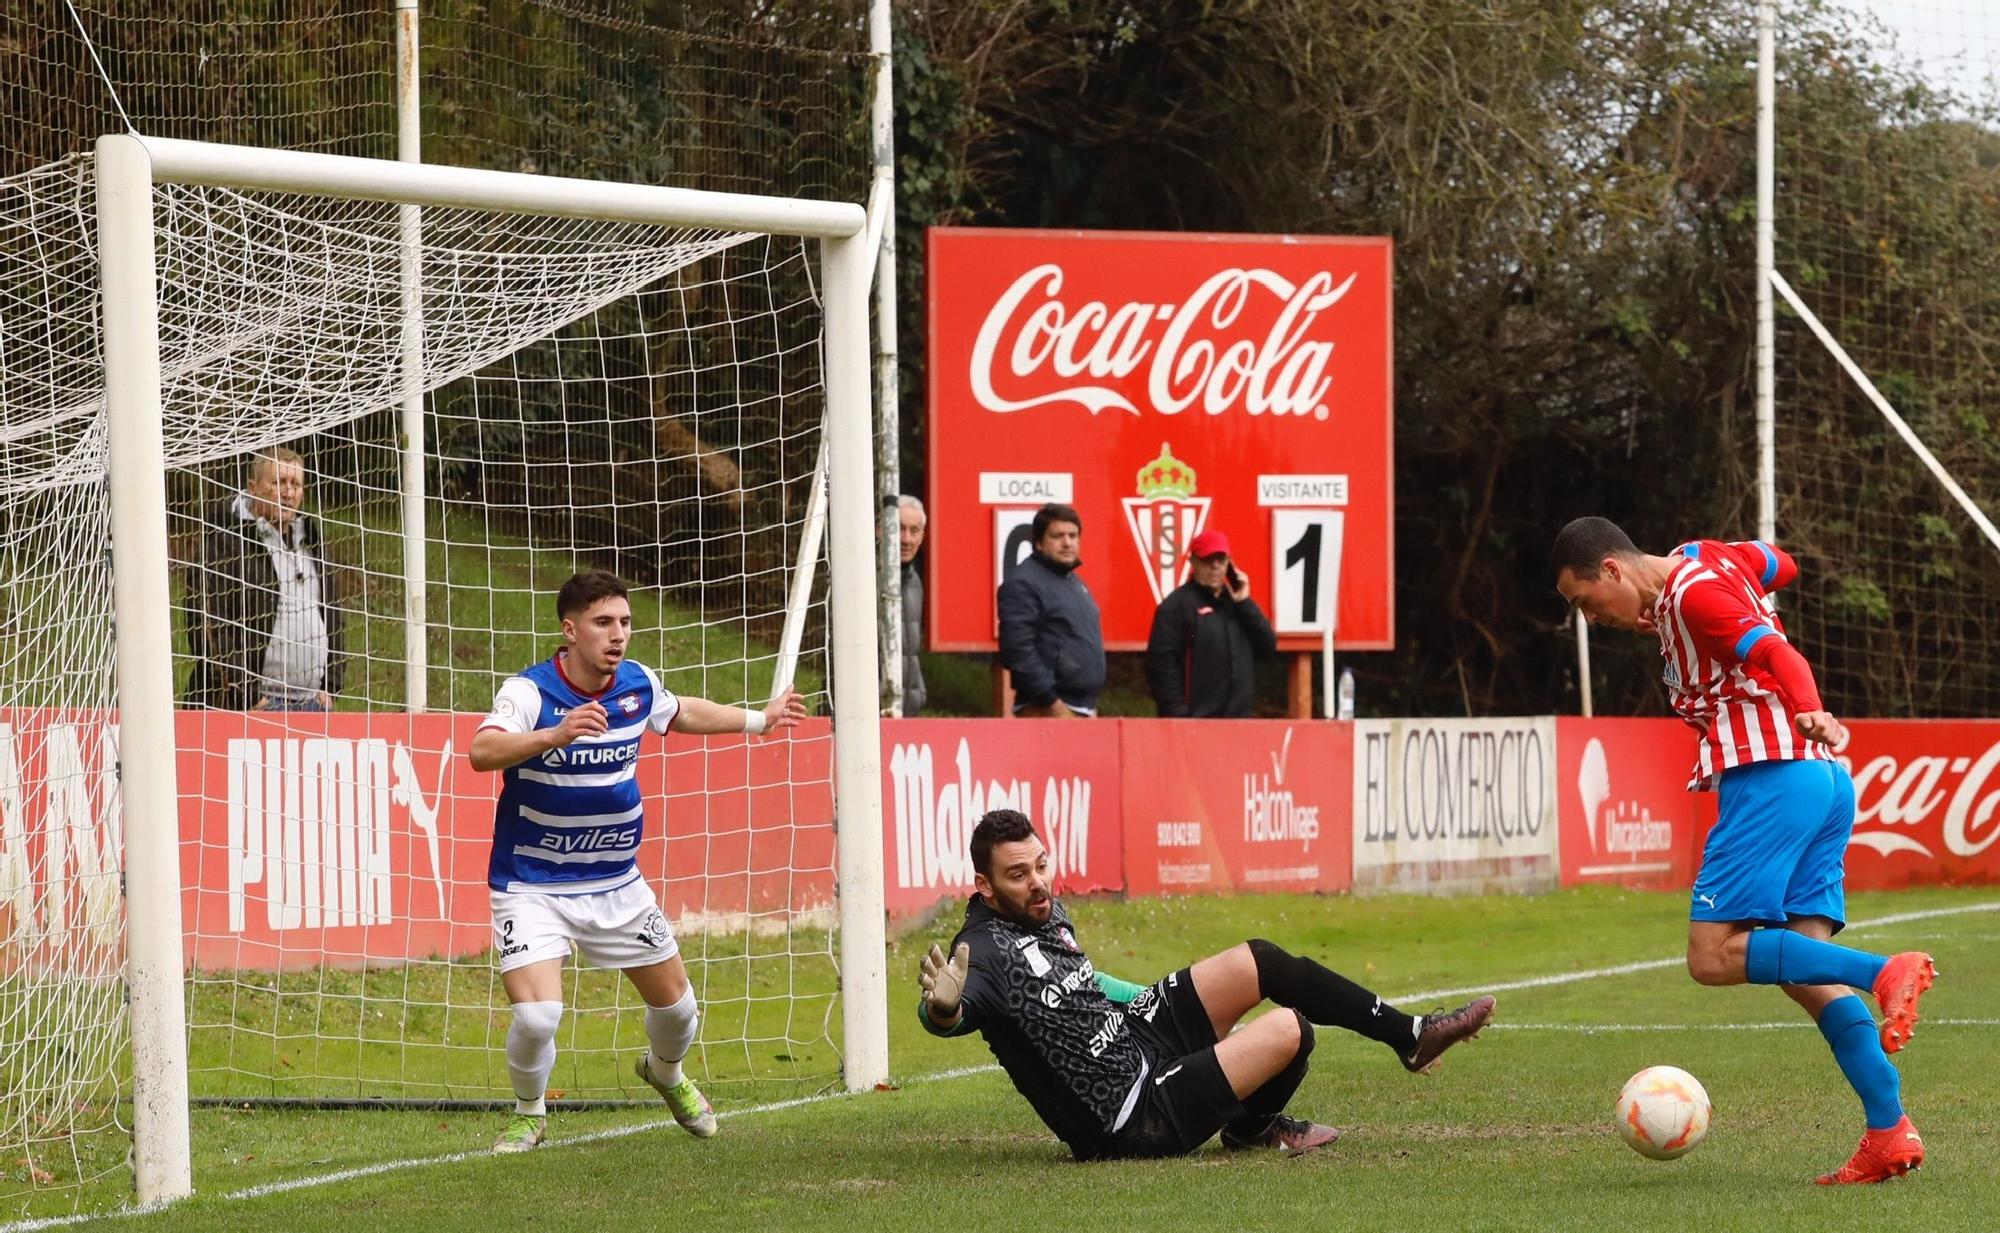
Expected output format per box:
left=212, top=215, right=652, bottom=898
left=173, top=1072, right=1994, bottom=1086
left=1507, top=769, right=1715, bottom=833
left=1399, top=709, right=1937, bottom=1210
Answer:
left=926, top=228, right=1395, bottom=652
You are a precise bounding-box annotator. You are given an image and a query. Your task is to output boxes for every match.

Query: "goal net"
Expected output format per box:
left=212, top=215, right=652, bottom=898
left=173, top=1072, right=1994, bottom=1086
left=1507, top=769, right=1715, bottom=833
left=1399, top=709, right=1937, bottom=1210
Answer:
left=1772, top=1, right=2000, bottom=716
left=0, top=138, right=880, bottom=1214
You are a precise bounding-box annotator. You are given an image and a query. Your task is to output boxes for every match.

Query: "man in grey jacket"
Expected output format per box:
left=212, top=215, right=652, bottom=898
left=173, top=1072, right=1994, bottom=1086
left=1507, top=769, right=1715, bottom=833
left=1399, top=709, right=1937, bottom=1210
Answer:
left=183, top=447, right=346, bottom=711
left=997, top=503, right=1106, bottom=717
left=898, top=495, right=928, bottom=715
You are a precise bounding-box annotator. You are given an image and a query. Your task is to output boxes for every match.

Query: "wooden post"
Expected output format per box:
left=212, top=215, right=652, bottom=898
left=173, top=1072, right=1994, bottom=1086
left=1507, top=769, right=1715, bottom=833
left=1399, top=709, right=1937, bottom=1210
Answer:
left=1287, top=652, right=1313, bottom=718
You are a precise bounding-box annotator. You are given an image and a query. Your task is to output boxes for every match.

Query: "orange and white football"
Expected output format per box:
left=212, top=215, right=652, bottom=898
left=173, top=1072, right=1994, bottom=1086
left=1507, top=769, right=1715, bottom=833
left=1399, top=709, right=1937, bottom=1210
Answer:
left=1616, top=1065, right=1712, bottom=1160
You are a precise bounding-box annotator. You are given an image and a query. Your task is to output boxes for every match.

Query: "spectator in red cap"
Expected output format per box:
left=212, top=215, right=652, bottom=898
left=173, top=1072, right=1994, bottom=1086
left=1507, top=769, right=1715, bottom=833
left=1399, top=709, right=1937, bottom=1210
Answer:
left=1145, top=528, right=1277, bottom=718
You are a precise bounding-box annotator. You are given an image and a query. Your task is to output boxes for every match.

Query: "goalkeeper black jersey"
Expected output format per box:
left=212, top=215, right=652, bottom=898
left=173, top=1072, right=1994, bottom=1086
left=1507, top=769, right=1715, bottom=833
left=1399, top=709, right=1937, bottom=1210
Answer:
left=949, top=895, right=1151, bottom=1159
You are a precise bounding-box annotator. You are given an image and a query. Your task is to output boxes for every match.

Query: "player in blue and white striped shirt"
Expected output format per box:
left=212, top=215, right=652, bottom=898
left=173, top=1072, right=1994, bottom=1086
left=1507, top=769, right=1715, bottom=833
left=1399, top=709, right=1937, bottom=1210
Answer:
left=471, top=569, right=805, bottom=1154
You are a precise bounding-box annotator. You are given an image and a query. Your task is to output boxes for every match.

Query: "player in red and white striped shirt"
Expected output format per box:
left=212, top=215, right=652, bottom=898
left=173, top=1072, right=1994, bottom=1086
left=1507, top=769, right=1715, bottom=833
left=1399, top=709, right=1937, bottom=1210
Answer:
left=1553, top=516, right=1936, bottom=1184
left=1650, top=534, right=1832, bottom=786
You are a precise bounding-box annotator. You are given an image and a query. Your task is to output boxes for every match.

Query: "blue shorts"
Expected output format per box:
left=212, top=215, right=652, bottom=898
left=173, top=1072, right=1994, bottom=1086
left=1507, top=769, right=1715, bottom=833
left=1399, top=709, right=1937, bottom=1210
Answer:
left=1690, top=759, right=1854, bottom=931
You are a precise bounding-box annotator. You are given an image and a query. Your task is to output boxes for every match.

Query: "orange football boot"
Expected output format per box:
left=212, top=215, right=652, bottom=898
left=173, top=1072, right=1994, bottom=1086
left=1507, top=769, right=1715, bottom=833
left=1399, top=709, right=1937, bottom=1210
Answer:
left=1816, top=1116, right=1925, bottom=1185
left=1871, top=952, right=1938, bottom=1054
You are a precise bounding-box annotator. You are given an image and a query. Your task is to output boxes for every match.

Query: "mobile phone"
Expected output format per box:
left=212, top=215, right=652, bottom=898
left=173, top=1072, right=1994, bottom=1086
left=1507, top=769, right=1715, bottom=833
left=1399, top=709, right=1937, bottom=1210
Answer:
left=1226, top=564, right=1243, bottom=587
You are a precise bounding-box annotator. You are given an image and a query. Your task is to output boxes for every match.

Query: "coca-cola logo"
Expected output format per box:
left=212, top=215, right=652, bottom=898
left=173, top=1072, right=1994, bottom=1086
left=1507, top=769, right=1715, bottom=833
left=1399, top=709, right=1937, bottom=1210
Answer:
left=969, top=264, right=1357, bottom=419
left=1844, top=737, right=2000, bottom=860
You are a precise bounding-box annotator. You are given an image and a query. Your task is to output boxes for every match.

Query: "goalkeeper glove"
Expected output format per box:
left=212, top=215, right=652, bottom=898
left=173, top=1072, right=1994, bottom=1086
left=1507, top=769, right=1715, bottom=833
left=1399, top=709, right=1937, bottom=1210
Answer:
left=920, top=941, right=971, bottom=1018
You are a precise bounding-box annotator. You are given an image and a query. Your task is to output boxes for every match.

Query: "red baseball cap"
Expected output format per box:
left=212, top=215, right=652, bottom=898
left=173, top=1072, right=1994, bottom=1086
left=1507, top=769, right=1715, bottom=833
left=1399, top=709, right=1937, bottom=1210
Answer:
left=1187, top=529, right=1231, bottom=560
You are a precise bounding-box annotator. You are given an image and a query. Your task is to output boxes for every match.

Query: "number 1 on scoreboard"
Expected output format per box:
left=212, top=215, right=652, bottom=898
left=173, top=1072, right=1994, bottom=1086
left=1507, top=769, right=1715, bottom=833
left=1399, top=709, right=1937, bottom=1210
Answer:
left=1272, top=509, right=1345, bottom=636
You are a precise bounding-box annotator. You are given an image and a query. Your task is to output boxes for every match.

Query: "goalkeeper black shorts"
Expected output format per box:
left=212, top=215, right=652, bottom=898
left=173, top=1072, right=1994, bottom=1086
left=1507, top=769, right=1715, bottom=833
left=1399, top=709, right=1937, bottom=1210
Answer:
left=1093, top=966, right=1243, bottom=1160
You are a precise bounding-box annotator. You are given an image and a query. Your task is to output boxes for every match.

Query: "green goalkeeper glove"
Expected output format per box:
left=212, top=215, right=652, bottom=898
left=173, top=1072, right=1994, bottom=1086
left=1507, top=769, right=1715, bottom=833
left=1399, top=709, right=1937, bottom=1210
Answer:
left=920, top=941, right=971, bottom=1020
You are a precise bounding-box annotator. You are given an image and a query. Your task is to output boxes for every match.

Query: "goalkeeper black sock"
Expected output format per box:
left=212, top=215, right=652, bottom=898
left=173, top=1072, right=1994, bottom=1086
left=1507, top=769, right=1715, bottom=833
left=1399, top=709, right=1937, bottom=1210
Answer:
left=1248, top=938, right=1415, bottom=1050
left=1223, top=1013, right=1315, bottom=1144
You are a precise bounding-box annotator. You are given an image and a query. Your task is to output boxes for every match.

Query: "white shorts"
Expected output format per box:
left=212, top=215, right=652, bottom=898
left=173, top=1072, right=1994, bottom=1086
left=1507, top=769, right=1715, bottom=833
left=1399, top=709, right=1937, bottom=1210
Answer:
left=490, top=880, right=680, bottom=974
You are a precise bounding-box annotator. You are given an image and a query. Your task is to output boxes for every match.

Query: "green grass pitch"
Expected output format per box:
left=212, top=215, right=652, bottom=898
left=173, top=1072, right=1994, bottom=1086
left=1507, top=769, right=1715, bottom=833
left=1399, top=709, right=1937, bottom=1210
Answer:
left=14, top=885, right=2000, bottom=1231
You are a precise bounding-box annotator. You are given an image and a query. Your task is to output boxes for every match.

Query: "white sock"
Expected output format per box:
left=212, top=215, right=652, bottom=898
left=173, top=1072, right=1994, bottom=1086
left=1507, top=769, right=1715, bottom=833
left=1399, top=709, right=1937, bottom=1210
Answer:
left=643, top=987, right=699, bottom=1086
left=506, top=1000, right=563, bottom=1117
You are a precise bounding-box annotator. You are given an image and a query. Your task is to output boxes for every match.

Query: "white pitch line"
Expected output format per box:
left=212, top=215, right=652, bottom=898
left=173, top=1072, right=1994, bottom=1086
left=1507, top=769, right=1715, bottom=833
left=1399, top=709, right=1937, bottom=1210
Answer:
left=1387, top=899, right=2000, bottom=1004
left=223, top=1063, right=1004, bottom=1203
left=0, top=1203, right=174, bottom=1233
left=0, top=1065, right=1007, bottom=1232
left=1484, top=1018, right=2000, bottom=1033
left=1387, top=956, right=1681, bottom=1005
left=225, top=1098, right=817, bottom=1202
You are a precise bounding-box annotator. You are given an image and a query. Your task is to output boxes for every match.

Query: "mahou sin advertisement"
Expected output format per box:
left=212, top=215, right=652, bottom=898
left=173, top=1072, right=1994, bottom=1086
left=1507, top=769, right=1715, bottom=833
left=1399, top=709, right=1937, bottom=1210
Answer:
left=879, top=719, right=1125, bottom=920
left=927, top=228, right=1394, bottom=652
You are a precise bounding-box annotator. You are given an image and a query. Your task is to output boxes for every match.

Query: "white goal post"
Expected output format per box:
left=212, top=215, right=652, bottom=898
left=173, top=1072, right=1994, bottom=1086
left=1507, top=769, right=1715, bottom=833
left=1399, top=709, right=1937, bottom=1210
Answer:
left=93, top=132, right=888, bottom=1204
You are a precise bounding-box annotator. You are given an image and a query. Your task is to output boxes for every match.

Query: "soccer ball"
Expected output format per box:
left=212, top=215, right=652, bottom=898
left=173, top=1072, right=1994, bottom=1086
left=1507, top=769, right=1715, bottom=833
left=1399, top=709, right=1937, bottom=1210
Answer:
left=1615, top=1065, right=1711, bottom=1160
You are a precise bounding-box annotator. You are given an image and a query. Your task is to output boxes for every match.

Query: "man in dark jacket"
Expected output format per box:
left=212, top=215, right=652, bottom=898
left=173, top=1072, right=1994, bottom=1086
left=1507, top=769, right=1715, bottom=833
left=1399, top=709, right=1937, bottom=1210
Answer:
left=898, top=495, right=927, bottom=715
left=996, top=503, right=1106, bottom=717
left=183, top=447, right=346, bottom=711
left=916, top=809, right=1496, bottom=1160
left=1146, top=528, right=1277, bottom=717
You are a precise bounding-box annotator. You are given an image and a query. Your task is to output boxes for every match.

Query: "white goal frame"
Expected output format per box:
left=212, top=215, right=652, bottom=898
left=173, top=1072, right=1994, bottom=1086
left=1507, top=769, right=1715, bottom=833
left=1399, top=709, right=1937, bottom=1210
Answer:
left=93, top=132, right=887, bottom=1203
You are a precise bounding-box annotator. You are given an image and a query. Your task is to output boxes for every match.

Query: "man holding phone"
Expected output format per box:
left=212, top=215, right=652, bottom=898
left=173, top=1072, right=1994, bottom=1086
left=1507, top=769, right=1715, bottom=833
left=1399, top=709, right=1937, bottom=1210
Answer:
left=1145, top=529, right=1277, bottom=717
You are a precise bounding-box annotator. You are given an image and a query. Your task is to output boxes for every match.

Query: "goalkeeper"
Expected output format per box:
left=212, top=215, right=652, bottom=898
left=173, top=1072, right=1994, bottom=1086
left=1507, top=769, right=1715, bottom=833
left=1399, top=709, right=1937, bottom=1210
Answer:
left=917, top=808, right=1496, bottom=1160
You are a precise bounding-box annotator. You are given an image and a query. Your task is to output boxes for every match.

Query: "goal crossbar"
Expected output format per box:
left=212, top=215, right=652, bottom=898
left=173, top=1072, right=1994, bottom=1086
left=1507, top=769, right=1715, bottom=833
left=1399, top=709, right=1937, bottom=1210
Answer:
left=92, top=133, right=886, bottom=1205
left=135, top=135, right=867, bottom=237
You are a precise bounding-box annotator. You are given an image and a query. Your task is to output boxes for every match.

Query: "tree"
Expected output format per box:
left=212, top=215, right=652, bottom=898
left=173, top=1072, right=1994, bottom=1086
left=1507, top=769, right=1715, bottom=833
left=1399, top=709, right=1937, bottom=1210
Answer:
left=893, top=0, right=2000, bottom=716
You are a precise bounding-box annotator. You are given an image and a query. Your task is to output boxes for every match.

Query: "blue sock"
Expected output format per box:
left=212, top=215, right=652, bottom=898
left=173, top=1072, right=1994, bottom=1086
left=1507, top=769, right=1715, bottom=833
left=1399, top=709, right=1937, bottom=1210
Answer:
left=1743, top=929, right=1888, bottom=989
left=1818, top=994, right=1902, bottom=1129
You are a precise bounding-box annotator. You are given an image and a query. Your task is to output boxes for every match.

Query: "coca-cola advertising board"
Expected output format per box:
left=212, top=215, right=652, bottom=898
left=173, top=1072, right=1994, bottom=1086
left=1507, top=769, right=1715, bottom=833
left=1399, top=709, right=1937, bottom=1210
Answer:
left=927, top=228, right=1394, bottom=652
left=881, top=719, right=1124, bottom=920
left=1121, top=721, right=1352, bottom=896
left=1554, top=718, right=1706, bottom=890
left=1823, top=721, right=2000, bottom=890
